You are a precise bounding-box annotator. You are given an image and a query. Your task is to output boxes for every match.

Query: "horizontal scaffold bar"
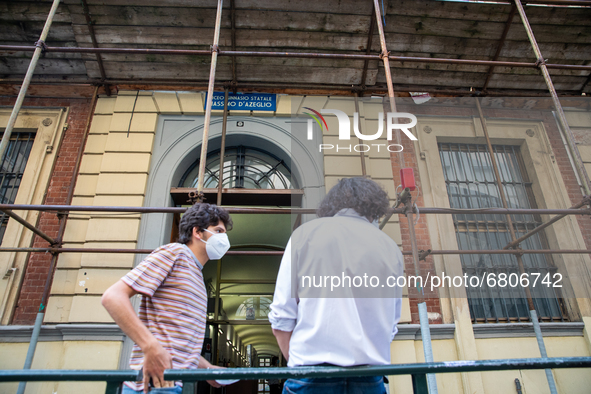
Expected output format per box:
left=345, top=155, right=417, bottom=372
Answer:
left=0, top=247, right=588, bottom=255
left=0, top=357, right=589, bottom=383
left=1, top=204, right=589, bottom=216
left=1, top=46, right=591, bottom=71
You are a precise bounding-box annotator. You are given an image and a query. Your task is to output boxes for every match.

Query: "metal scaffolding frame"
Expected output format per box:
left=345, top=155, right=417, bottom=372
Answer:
left=2, top=1, right=591, bottom=393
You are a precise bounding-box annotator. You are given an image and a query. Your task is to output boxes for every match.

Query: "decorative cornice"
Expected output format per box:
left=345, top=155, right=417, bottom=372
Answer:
left=0, top=324, right=124, bottom=343
left=394, top=324, right=456, bottom=341
left=0, top=322, right=584, bottom=343
left=472, top=322, right=584, bottom=339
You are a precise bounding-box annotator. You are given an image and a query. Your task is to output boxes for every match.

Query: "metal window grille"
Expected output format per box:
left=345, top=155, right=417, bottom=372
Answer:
left=0, top=132, right=35, bottom=245
left=179, top=146, right=295, bottom=189
left=438, top=143, right=566, bottom=323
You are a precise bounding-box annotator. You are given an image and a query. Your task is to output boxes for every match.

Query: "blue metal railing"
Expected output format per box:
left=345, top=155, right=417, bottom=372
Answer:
left=1, top=357, right=590, bottom=394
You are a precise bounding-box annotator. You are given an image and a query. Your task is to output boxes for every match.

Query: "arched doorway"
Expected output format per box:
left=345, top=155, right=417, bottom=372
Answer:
left=130, top=114, right=324, bottom=375
left=170, top=141, right=299, bottom=378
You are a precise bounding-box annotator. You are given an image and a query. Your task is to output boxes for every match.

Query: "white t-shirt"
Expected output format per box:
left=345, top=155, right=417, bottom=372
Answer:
left=269, top=209, right=403, bottom=367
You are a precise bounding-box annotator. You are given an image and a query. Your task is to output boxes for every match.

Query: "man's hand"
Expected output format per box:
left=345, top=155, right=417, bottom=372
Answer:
left=198, top=356, right=222, bottom=388
left=142, top=340, right=173, bottom=392
left=102, top=281, right=174, bottom=392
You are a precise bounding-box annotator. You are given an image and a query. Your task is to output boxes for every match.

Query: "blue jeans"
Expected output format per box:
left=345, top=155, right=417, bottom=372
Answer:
left=121, top=385, right=182, bottom=394
left=283, top=376, right=386, bottom=394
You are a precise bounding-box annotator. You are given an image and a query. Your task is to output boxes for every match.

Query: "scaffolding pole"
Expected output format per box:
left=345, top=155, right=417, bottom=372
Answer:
left=372, top=1, right=435, bottom=389
left=196, top=0, right=224, bottom=201
left=373, top=0, right=405, bottom=169
left=503, top=196, right=591, bottom=250
left=476, top=98, right=557, bottom=394
left=3, top=2, right=62, bottom=393
left=0, top=209, right=56, bottom=245
left=0, top=0, right=61, bottom=166
left=514, top=0, right=591, bottom=196
left=217, top=88, right=230, bottom=205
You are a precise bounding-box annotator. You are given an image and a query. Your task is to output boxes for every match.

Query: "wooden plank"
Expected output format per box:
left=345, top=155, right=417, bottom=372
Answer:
left=60, top=0, right=591, bottom=26
left=385, top=0, right=591, bottom=26
left=0, top=48, right=82, bottom=60
left=66, top=5, right=231, bottom=28
left=384, top=59, right=589, bottom=77
left=0, top=22, right=76, bottom=42
left=84, top=61, right=371, bottom=85
left=387, top=0, right=512, bottom=23
left=64, top=0, right=374, bottom=14
left=486, top=73, right=587, bottom=90
left=58, top=38, right=590, bottom=64
left=382, top=15, right=590, bottom=44
left=509, top=5, right=591, bottom=26
left=66, top=10, right=590, bottom=46
left=72, top=26, right=370, bottom=51
left=0, top=58, right=87, bottom=75
left=384, top=33, right=591, bottom=60
left=84, top=60, right=233, bottom=80
left=0, top=2, right=72, bottom=23
left=68, top=6, right=372, bottom=34
left=71, top=25, right=223, bottom=46
left=67, top=25, right=590, bottom=60
left=77, top=52, right=370, bottom=69
left=375, top=68, right=586, bottom=91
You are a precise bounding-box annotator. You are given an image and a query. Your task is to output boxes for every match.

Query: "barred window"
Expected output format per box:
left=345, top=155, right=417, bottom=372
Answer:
left=179, top=145, right=295, bottom=189
left=0, top=132, right=35, bottom=244
left=438, top=143, right=566, bottom=323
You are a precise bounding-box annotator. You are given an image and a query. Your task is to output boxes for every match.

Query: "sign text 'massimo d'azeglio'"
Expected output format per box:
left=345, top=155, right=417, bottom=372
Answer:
left=205, top=92, right=277, bottom=111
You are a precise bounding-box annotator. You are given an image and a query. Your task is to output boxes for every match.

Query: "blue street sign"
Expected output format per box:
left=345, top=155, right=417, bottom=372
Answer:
left=205, top=92, right=277, bottom=111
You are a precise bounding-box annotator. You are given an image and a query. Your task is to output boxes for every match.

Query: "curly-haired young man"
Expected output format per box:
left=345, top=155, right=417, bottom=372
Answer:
left=269, top=177, right=403, bottom=394
left=102, top=203, right=232, bottom=394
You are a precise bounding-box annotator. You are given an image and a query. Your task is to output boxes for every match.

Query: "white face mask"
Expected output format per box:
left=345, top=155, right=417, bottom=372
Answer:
left=200, top=229, right=230, bottom=260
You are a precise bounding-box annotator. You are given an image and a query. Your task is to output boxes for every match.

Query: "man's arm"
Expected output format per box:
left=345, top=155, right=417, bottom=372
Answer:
left=101, top=280, right=173, bottom=392
left=272, top=329, right=292, bottom=361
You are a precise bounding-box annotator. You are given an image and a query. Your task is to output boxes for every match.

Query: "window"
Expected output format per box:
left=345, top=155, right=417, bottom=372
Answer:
left=179, top=145, right=296, bottom=189
left=438, top=143, right=566, bottom=322
left=236, top=296, right=272, bottom=320
left=258, top=356, right=271, bottom=393
left=0, top=132, right=35, bottom=244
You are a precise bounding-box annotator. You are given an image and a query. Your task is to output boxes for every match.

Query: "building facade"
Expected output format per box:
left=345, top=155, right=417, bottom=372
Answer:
left=1, top=0, right=591, bottom=393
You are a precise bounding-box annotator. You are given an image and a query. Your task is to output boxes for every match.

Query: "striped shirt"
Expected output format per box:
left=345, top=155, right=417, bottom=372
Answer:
left=122, top=243, right=207, bottom=391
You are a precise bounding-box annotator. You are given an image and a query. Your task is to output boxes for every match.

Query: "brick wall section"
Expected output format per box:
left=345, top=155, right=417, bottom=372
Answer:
left=391, top=100, right=591, bottom=324
left=0, top=97, right=93, bottom=325
left=390, top=117, right=443, bottom=325
left=541, top=112, right=591, bottom=251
